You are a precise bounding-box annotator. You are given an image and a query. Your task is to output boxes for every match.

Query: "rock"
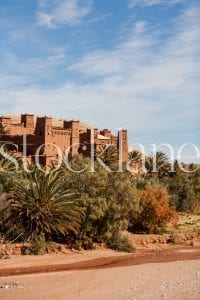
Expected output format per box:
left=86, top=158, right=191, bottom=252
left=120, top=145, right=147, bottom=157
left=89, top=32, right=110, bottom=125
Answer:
left=0, top=282, right=24, bottom=289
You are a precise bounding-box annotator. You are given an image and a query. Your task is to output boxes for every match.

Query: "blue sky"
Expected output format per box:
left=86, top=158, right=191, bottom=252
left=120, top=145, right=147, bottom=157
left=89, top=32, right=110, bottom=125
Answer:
left=0, top=0, right=199, bottom=161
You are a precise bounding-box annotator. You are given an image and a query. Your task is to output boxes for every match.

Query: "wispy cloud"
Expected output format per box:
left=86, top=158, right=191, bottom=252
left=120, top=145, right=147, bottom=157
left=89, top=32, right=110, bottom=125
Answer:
left=36, top=0, right=92, bottom=28
left=0, top=47, right=67, bottom=89
left=69, top=20, right=152, bottom=77
left=1, top=3, right=199, bottom=159
left=2, top=7, right=199, bottom=130
left=128, top=0, right=186, bottom=7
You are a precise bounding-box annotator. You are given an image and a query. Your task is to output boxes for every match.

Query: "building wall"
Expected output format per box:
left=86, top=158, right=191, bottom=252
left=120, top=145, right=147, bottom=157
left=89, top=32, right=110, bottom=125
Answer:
left=0, top=114, right=128, bottom=166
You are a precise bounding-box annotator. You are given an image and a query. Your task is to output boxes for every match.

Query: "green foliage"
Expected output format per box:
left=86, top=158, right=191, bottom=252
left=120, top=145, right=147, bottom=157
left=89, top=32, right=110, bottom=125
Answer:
left=0, top=151, right=199, bottom=253
left=145, top=157, right=200, bottom=213
left=96, top=145, right=119, bottom=170
left=65, top=163, right=140, bottom=246
left=0, top=153, right=21, bottom=196
left=167, top=165, right=200, bottom=212
left=157, top=225, right=169, bottom=235
left=145, top=151, right=170, bottom=178
left=30, top=233, right=47, bottom=255
left=105, top=231, right=135, bottom=253
left=129, top=150, right=142, bottom=162
left=168, top=175, right=195, bottom=211
left=3, top=167, right=83, bottom=238
left=74, top=236, right=94, bottom=250
left=0, top=172, right=14, bottom=195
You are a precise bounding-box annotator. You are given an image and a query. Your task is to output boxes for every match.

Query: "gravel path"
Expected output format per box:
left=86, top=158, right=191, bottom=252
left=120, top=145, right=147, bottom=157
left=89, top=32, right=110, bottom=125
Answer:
left=0, top=259, right=199, bottom=300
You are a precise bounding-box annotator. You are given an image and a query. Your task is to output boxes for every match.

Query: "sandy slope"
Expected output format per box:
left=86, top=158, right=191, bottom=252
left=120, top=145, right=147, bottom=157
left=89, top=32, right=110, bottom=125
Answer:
left=0, top=259, right=199, bottom=300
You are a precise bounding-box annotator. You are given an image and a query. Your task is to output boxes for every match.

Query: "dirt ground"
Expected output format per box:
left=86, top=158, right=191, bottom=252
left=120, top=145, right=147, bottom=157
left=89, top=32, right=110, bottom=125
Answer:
left=0, top=247, right=200, bottom=300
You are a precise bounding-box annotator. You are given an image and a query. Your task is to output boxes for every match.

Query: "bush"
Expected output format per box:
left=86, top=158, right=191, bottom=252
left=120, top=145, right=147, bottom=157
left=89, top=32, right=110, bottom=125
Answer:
left=30, top=233, right=46, bottom=255
left=74, top=236, right=94, bottom=250
left=168, top=176, right=196, bottom=212
left=129, top=186, right=177, bottom=233
left=105, top=231, right=135, bottom=253
left=67, top=165, right=139, bottom=247
left=157, top=225, right=169, bottom=235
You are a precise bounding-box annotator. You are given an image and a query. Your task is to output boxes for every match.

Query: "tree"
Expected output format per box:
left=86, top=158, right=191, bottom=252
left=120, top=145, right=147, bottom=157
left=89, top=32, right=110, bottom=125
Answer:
left=145, top=151, right=170, bottom=178
left=3, top=168, right=83, bottom=239
left=129, top=150, right=142, bottom=162
left=168, top=165, right=198, bottom=212
left=188, top=167, right=200, bottom=211
left=129, top=185, right=177, bottom=233
left=96, top=145, right=118, bottom=169
left=0, top=154, right=19, bottom=196
left=63, top=159, right=139, bottom=248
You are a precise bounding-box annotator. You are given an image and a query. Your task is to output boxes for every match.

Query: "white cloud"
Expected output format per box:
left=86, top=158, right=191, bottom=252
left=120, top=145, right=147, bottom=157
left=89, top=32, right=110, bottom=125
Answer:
left=1, top=6, right=199, bottom=153
left=134, top=21, right=147, bottom=33
left=128, top=0, right=186, bottom=7
left=37, top=0, right=92, bottom=28
left=69, top=7, right=199, bottom=104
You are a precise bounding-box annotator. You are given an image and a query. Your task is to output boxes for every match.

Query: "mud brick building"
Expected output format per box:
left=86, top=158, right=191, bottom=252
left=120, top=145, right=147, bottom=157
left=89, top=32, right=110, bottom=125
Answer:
left=0, top=114, right=128, bottom=166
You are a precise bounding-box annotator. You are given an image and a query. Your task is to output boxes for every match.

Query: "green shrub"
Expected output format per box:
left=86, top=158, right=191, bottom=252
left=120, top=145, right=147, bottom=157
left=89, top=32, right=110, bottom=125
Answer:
left=105, top=231, right=135, bottom=253
left=74, top=236, right=94, bottom=250
left=157, top=225, right=169, bottom=235
left=30, top=233, right=46, bottom=255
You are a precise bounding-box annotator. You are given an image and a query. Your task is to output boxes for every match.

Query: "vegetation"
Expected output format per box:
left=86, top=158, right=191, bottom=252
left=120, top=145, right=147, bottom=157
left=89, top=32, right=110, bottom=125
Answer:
left=96, top=145, right=119, bottom=169
left=129, top=186, right=177, bottom=233
left=129, top=150, right=142, bottom=162
left=2, top=167, right=83, bottom=240
left=105, top=231, right=135, bottom=253
left=168, top=165, right=200, bottom=212
left=30, top=233, right=47, bottom=255
left=0, top=150, right=199, bottom=253
left=145, top=151, right=170, bottom=178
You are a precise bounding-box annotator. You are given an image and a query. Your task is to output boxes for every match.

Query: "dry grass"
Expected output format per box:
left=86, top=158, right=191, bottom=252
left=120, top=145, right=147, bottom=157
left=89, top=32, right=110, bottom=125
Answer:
left=169, top=213, right=200, bottom=234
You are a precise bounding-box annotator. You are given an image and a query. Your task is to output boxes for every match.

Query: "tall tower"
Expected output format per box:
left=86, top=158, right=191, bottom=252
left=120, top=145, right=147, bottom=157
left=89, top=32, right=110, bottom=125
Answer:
left=64, top=120, right=80, bottom=155
left=118, top=129, right=128, bottom=162
left=35, top=116, right=53, bottom=166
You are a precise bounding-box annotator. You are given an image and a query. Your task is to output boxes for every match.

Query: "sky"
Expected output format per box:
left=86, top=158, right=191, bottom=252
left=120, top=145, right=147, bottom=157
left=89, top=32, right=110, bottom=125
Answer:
left=0, top=0, right=199, bottom=162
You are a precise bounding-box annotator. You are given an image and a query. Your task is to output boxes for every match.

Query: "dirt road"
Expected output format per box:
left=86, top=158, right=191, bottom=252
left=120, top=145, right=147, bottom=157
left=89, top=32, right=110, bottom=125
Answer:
left=0, top=247, right=199, bottom=300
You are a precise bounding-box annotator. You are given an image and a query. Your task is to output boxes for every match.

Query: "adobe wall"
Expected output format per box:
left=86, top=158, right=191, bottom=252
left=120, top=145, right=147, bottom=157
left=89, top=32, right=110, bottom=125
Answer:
left=0, top=114, right=129, bottom=165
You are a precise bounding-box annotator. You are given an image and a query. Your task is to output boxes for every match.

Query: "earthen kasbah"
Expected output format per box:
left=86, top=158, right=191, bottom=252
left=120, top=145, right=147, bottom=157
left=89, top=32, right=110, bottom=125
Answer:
left=0, top=114, right=128, bottom=166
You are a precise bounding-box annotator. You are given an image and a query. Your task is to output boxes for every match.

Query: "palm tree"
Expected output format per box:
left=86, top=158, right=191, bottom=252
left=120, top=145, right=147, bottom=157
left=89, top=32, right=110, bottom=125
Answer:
left=96, top=145, right=118, bottom=168
left=0, top=154, right=19, bottom=173
left=0, top=153, right=21, bottom=196
left=129, top=150, right=142, bottom=162
left=128, top=150, right=142, bottom=175
left=3, top=167, right=83, bottom=238
left=145, top=151, right=170, bottom=177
